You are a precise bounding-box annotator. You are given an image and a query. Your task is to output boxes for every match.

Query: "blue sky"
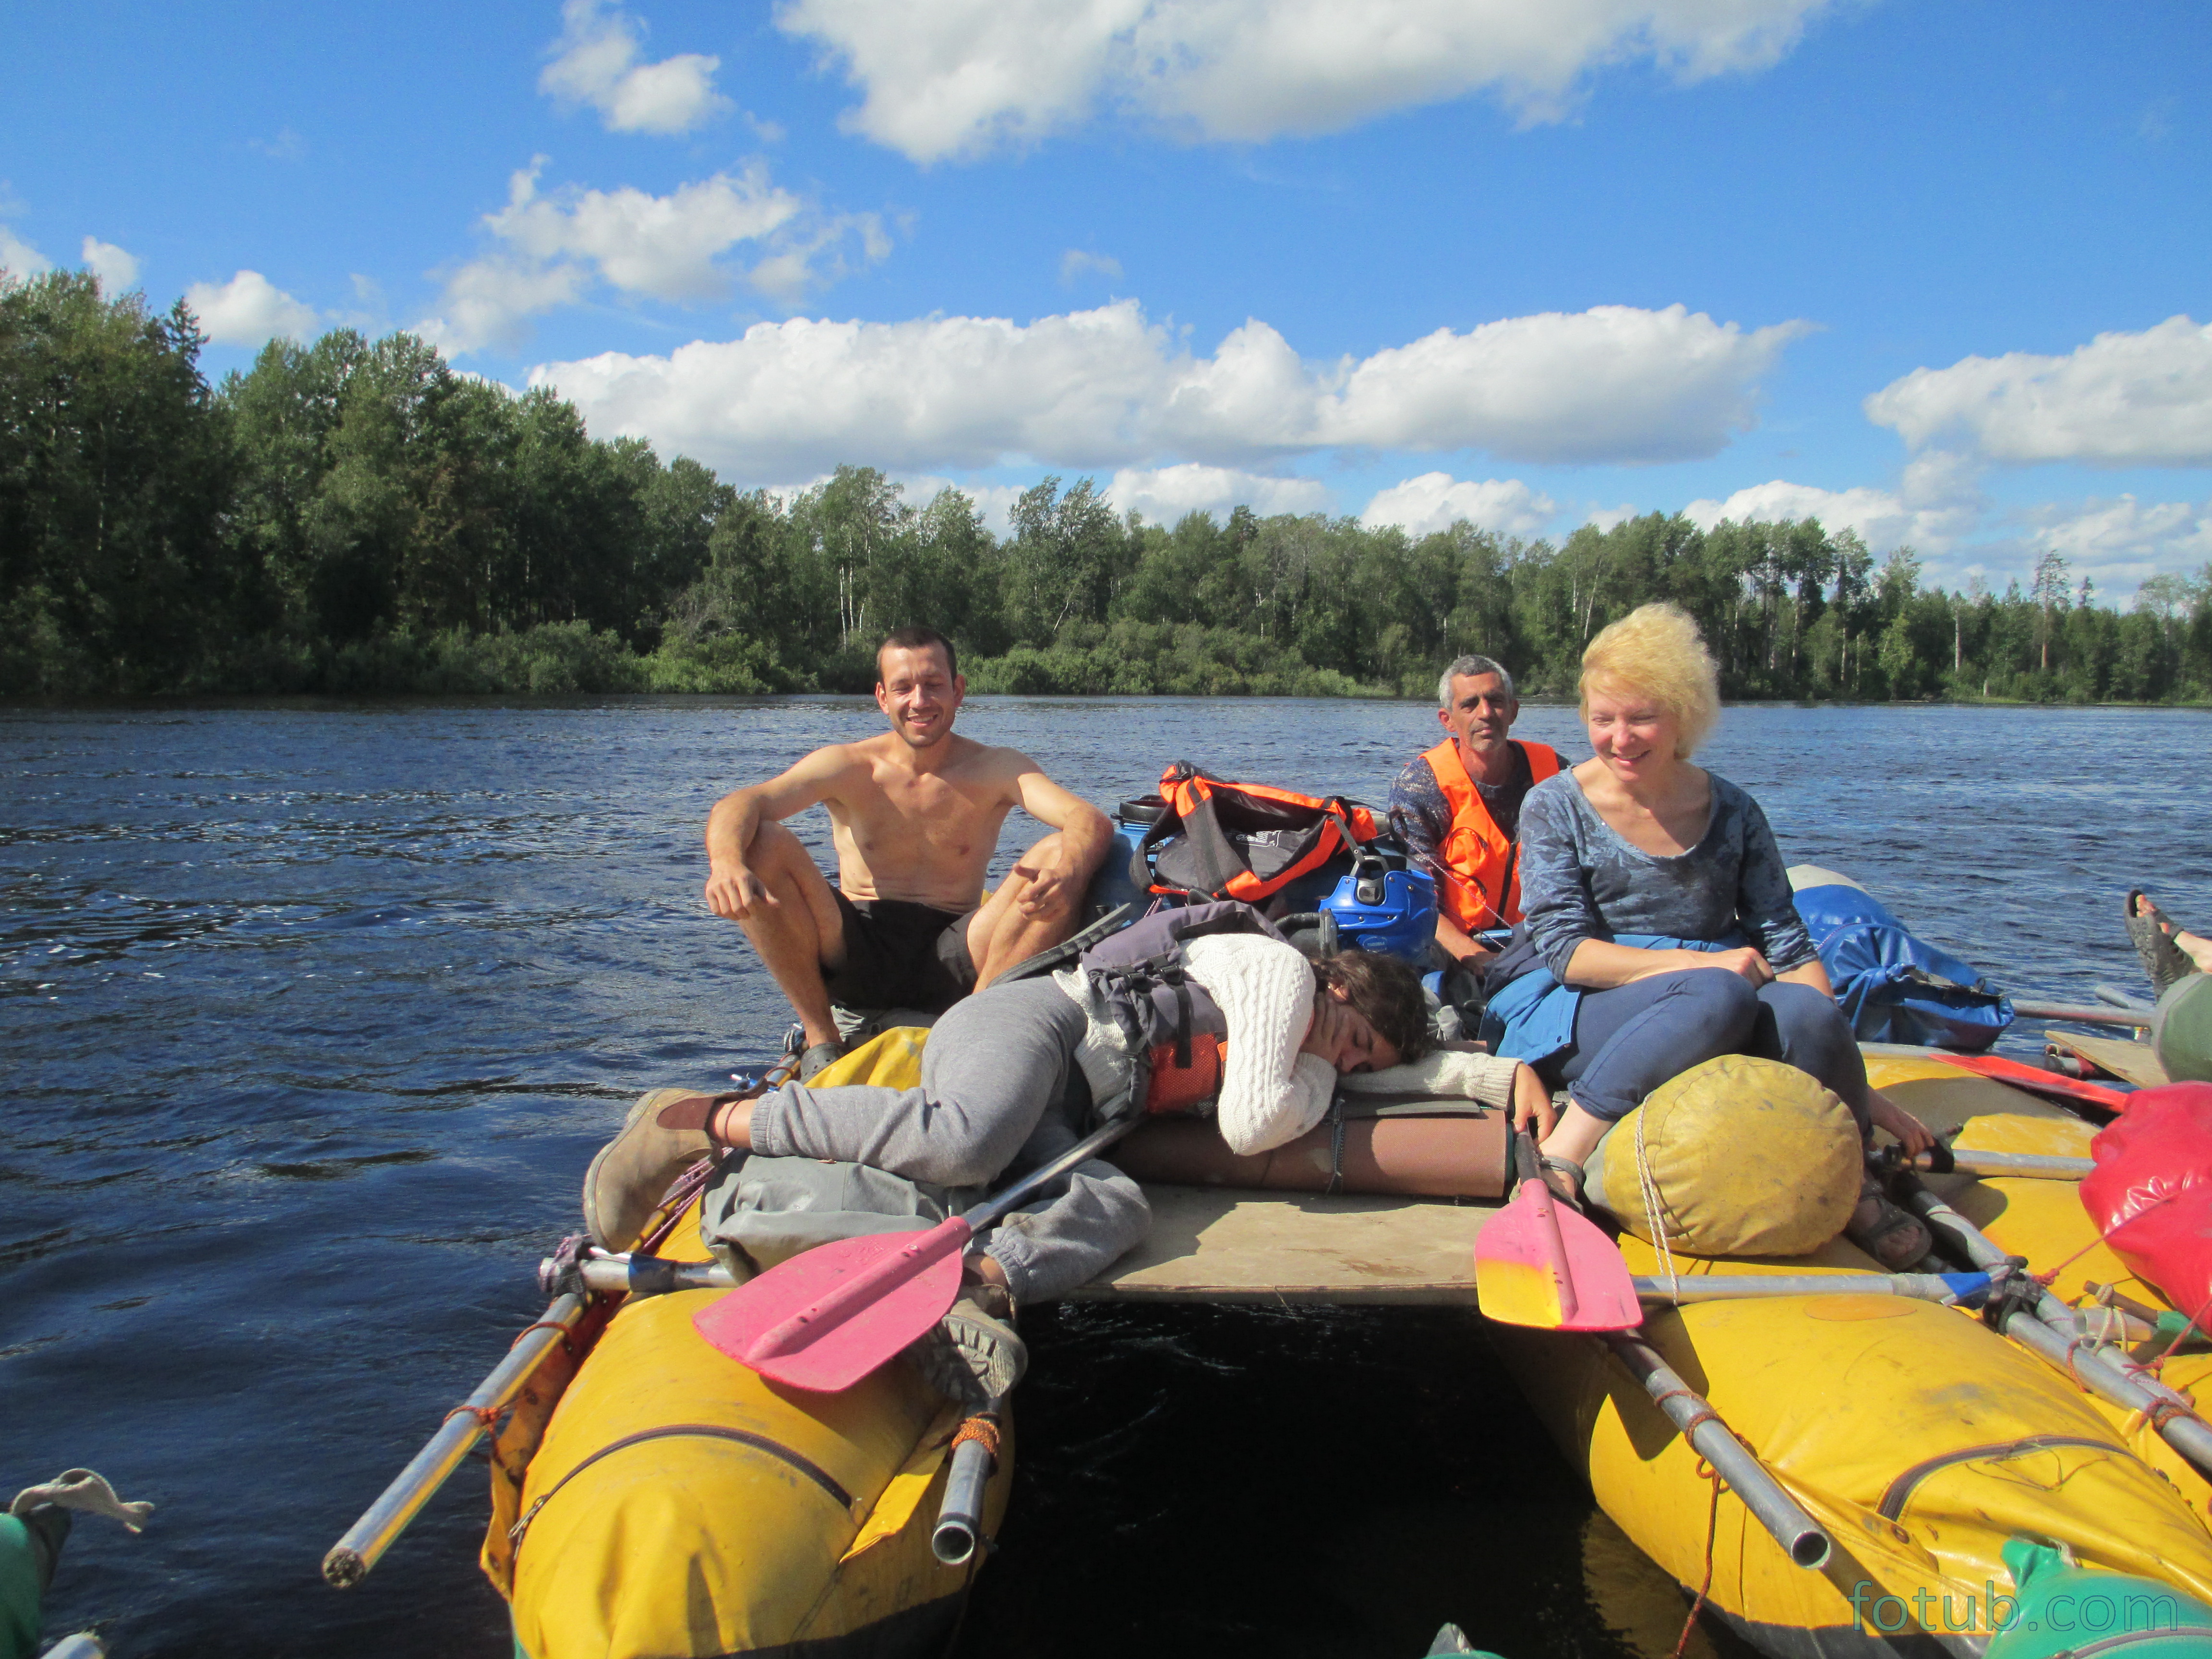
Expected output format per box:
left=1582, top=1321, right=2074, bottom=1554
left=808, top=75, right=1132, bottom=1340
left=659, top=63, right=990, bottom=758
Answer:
left=5, top=0, right=2206, bottom=596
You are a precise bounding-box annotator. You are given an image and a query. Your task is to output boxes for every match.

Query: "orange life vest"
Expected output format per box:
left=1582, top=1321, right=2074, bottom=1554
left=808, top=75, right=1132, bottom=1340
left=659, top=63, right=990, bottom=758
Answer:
left=1144, top=1034, right=1224, bottom=1115
left=1421, top=737, right=1562, bottom=932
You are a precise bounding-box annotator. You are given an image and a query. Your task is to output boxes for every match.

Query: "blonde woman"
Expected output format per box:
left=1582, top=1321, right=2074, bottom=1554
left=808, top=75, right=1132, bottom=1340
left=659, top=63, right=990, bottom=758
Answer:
left=1482, top=603, right=1936, bottom=1268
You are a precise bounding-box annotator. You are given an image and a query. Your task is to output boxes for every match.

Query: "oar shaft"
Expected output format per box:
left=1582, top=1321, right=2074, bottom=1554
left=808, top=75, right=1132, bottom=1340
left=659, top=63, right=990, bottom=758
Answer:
left=1903, top=1188, right=2212, bottom=1477
left=1512, top=1131, right=1578, bottom=1322
left=2012, top=1000, right=2150, bottom=1030
left=1633, top=1273, right=1987, bottom=1304
left=958, top=1115, right=1144, bottom=1231
left=323, top=1292, right=587, bottom=1588
left=1605, top=1333, right=1831, bottom=1570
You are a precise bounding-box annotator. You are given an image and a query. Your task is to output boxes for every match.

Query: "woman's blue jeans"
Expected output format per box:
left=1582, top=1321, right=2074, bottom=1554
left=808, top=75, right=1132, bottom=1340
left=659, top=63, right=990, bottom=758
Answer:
left=1539, top=967, right=1872, bottom=1130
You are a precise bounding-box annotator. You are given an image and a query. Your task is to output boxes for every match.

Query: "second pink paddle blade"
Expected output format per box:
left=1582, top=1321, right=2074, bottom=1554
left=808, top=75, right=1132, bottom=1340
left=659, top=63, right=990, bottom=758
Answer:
left=693, top=1230, right=967, bottom=1393
left=1474, top=1183, right=1642, bottom=1333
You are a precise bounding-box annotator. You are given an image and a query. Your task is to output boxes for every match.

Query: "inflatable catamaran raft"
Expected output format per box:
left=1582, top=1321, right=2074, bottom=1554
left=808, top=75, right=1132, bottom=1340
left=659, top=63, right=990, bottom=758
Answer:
left=321, top=835, right=2212, bottom=1659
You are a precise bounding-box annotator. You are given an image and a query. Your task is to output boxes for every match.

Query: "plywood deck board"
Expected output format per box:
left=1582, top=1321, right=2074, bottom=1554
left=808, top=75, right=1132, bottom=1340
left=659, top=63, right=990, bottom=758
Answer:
left=1071, top=1184, right=1497, bottom=1304
left=2046, top=1029, right=2169, bottom=1089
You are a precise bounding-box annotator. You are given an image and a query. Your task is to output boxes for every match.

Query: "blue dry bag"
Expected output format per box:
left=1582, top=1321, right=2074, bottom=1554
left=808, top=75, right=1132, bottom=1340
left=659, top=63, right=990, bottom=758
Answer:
left=1788, top=866, right=2013, bottom=1052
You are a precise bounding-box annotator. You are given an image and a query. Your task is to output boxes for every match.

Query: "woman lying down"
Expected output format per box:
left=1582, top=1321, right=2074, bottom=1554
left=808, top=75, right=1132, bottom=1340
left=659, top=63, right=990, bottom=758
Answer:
left=583, top=902, right=1544, bottom=1402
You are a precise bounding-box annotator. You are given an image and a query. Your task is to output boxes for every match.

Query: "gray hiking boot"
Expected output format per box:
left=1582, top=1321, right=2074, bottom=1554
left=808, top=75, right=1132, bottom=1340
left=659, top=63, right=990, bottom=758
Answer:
left=908, top=1286, right=1027, bottom=1407
left=582, top=1088, right=724, bottom=1251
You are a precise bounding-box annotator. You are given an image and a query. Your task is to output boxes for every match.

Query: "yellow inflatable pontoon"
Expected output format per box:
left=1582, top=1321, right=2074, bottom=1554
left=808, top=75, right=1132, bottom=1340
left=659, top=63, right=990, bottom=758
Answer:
left=1497, top=1054, right=2212, bottom=1659
left=480, top=1035, right=1012, bottom=1659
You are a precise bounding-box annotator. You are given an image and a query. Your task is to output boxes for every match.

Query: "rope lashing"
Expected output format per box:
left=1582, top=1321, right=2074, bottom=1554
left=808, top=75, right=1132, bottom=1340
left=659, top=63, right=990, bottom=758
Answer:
left=445, top=1403, right=505, bottom=1430
left=2031, top=1231, right=2111, bottom=1289
left=950, top=1416, right=1002, bottom=1461
left=2125, top=1396, right=2194, bottom=1437
left=1649, top=1386, right=1720, bottom=1438
left=2080, top=1304, right=2129, bottom=1347
left=509, top=1318, right=578, bottom=1357
left=1635, top=1103, right=1681, bottom=1300
left=2151, top=1292, right=2212, bottom=1375
left=1673, top=1457, right=1727, bottom=1659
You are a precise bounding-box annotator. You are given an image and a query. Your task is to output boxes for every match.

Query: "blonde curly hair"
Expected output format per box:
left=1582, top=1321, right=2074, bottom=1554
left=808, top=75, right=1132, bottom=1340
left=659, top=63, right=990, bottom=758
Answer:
left=1578, top=602, right=1721, bottom=758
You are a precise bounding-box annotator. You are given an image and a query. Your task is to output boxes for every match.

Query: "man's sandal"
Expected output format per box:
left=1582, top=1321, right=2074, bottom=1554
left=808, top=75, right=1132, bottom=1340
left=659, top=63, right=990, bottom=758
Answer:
left=2126, top=890, right=2198, bottom=999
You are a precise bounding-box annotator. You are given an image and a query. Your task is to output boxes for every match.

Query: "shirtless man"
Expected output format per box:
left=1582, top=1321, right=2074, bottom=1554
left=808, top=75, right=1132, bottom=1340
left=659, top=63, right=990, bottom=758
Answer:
left=705, top=625, right=1113, bottom=1078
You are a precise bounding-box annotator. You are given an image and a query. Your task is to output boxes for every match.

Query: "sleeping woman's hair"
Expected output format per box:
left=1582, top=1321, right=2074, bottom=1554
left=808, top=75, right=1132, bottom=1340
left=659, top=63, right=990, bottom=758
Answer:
left=1311, top=950, right=1431, bottom=1065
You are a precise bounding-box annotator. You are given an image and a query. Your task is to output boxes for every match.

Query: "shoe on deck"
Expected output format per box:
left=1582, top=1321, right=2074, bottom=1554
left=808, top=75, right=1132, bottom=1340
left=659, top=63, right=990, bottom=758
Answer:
left=907, top=1288, right=1027, bottom=1407
left=582, top=1088, right=721, bottom=1251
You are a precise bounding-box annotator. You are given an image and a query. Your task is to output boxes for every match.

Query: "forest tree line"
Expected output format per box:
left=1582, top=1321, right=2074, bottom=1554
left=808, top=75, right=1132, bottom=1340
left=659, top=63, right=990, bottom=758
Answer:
left=5, top=268, right=2211, bottom=703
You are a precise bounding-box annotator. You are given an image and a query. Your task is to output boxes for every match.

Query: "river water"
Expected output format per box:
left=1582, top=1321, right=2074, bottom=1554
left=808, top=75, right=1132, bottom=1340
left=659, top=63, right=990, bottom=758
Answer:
left=3, top=697, right=2207, bottom=1659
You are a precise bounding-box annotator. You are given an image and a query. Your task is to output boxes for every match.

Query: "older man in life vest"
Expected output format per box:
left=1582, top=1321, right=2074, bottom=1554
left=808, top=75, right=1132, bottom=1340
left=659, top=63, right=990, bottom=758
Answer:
left=1387, top=653, right=1562, bottom=971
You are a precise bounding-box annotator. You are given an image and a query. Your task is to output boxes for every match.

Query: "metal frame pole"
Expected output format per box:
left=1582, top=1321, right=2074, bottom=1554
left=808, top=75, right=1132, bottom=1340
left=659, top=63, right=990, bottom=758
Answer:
left=1634, top=1272, right=1987, bottom=1304
left=931, top=1403, right=1005, bottom=1566
left=323, top=1293, right=587, bottom=1588
left=1605, top=1333, right=1831, bottom=1569
left=1903, top=1187, right=2212, bottom=1477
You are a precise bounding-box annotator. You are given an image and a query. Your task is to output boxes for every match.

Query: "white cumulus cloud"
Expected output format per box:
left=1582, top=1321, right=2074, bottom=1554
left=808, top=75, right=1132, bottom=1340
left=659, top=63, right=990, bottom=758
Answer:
left=1320, top=305, right=1808, bottom=463
left=1684, top=450, right=1988, bottom=554
left=1360, top=472, right=1557, bottom=538
left=81, top=236, right=139, bottom=292
left=2015, top=495, right=2212, bottom=593
left=488, top=160, right=801, bottom=301
left=420, top=158, right=883, bottom=352
left=184, top=270, right=320, bottom=345
left=1107, top=463, right=1329, bottom=523
left=0, top=224, right=52, bottom=276
left=778, top=0, right=1835, bottom=162
left=529, top=299, right=1804, bottom=478
left=1864, top=316, right=2212, bottom=468
left=541, top=0, right=732, bottom=135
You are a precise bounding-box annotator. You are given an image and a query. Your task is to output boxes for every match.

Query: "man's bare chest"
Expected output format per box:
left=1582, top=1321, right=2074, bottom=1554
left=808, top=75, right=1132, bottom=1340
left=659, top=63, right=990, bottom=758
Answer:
left=839, top=775, right=1009, bottom=859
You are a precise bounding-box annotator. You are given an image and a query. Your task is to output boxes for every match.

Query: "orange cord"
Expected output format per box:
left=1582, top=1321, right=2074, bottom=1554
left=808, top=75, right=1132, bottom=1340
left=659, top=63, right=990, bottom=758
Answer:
left=1674, top=1458, right=1725, bottom=1659
left=950, top=1416, right=1002, bottom=1461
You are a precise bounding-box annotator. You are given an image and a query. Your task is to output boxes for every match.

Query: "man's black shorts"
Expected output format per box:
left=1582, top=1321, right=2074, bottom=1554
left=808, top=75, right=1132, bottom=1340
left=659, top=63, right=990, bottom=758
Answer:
left=819, top=891, right=981, bottom=1013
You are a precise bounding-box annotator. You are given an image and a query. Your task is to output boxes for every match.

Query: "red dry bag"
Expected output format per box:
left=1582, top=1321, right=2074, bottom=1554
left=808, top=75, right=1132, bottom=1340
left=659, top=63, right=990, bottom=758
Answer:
left=2080, top=1082, right=2212, bottom=1318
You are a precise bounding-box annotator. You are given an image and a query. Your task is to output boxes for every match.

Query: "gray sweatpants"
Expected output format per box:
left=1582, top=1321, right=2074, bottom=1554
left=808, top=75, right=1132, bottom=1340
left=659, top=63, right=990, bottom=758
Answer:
left=747, top=976, right=1151, bottom=1303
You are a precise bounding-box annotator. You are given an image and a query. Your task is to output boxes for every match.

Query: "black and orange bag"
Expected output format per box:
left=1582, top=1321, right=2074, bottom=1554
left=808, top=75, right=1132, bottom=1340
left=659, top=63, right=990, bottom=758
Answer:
left=1130, top=761, right=1382, bottom=904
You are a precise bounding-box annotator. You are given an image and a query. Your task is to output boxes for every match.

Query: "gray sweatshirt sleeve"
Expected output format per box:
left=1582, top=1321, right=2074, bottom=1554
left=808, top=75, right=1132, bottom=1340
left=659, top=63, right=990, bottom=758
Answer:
left=1733, top=791, right=1817, bottom=971
left=1516, top=776, right=1603, bottom=981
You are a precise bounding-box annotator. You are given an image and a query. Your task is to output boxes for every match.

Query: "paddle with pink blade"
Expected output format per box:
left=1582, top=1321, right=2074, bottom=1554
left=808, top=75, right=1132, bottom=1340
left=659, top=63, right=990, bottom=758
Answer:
left=1473, top=1132, right=1643, bottom=1332
left=694, top=1114, right=1143, bottom=1392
